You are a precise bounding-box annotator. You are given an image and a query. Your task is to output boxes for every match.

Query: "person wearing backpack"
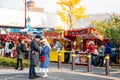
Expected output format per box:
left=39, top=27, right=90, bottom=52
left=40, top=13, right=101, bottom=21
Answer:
left=5, top=40, right=14, bottom=57
left=15, top=38, right=26, bottom=70
left=9, top=41, right=14, bottom=57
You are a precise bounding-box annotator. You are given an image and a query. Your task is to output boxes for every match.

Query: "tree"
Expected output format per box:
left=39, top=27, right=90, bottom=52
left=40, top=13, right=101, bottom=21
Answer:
left=91, top=14, right=120, bottom=45
left=57, top=0, right=87, bottom=30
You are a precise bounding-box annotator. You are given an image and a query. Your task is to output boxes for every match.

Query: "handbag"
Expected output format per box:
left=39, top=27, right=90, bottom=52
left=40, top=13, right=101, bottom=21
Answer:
left=18, top=54, right=24, bottom=59
left=40, top=56, right=45, bottom=62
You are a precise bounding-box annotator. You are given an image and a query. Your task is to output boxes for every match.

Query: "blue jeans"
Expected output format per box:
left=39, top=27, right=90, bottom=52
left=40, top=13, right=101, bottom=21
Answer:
left=29, top=65, right=37, bottom=78
left=91, top=53, right=95, bottom=66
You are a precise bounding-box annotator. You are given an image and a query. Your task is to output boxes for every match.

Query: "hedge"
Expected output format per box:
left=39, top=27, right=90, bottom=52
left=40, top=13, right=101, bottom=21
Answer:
left=0, top=57, right=30, bottom=67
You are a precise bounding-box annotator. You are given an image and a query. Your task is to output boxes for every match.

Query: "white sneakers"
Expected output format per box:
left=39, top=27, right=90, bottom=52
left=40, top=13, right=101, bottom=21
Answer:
left=40, top=72, right=48, bottom=77
left=42, top=75, right=48, bottom=77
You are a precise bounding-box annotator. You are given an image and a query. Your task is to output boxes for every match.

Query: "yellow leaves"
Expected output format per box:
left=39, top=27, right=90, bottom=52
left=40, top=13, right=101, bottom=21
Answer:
left=57, top=0, right=87, bottom=30
left=58, top=0, right=81, bottom=8
left=76, top=15, right=88, bottom=20
left=54, top=25, right=63, bottom=30
left=72, top=0, right=81, bottom=5
left=70, top=6, right=87, bottom=20
left=91, top=20, right=99, bottom=26
left=61, top=5, right=69, bottom=12
left=57, top=0, right=69, bottom=6
left=73, top=7, right=86, bottom=13
left=57, top=11, right=69, bottom=22
left=70, top=0, right=81, bottom=8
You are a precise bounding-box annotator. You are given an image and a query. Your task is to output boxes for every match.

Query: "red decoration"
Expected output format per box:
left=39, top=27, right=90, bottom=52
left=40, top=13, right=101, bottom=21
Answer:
left=4, top=38, right=8, bottom=42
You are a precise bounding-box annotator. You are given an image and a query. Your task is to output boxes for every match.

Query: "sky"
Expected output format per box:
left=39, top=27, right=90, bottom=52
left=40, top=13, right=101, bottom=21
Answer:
left=0, top=0, right=120, bottom=14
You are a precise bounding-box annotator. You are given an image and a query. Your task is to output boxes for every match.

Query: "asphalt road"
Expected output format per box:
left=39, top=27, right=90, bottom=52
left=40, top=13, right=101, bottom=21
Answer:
left=0, top=63, right=120, bottom=80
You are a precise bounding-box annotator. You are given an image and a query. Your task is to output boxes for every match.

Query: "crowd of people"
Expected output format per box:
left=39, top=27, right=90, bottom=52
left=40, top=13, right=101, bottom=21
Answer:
left=87, top=38, right=116, bottom=67
left=0, top=33, right=118, bottom=79
left=0, top=33, right=31, bottom=58
left=0, top=34, right=51, bottom=79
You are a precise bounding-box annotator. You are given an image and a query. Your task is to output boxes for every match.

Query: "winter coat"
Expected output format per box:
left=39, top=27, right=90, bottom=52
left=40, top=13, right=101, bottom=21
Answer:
left=88, top=41, right=95, bottom=54
left=105, top=43, right=111, bottom=55
left=29, top=39, right=40, bottom=66
left=16, top=43, right=25, bottom=59
left=98, top=45, right=105, bottom=57
left=40, top=44, right=50, bottom=68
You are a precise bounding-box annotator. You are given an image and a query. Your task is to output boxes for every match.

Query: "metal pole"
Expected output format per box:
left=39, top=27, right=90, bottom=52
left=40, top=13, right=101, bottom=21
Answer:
left=58, top=52, right=61, bottom=68
left=105, top=54, right=110, bottom=75
left=71, top=53, right=75, bottom=70
left=87, top=53, right=91, bottom=72
left=24, top=0, right=27, bottom=28
left=72, top=39, right=76, bottom=70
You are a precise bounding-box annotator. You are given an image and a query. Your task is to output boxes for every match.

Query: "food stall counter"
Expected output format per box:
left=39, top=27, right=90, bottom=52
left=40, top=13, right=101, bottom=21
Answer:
left=50, top=50, right=70, bottom=62
left=69, top=52, right=88, bottom=64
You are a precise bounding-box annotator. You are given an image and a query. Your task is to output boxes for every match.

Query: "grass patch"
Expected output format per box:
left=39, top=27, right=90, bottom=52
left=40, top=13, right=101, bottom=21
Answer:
left=0, top=57, right=30, bottom=67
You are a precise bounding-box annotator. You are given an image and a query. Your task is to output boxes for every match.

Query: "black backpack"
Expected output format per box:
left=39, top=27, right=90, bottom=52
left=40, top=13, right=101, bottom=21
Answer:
left=8, top=43, right=13, bottom=49
left=20, top=43, right=27, bottom=52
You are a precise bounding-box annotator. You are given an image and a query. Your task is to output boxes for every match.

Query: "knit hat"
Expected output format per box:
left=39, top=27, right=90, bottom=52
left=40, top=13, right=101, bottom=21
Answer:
left=35, top=35, right=40, bottom=38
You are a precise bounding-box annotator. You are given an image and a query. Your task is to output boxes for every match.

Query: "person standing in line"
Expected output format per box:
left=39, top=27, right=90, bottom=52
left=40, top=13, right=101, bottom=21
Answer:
left=39, top=38, right=51, bottom=77
left=88, top=38, right=95, bottom=66
left=98, top=42, right=105, bottom=67
left=94, top=45, right=99, bottom=66
left=29, top=35, right=41, bottom=79
left=15, top=38, right=26, bottom=70
left=54, top=39, right=62, bottom=52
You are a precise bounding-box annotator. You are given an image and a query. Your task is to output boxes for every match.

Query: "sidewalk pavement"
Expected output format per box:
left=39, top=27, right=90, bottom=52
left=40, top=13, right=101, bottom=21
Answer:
left=0, top=63, right=120, bottom=80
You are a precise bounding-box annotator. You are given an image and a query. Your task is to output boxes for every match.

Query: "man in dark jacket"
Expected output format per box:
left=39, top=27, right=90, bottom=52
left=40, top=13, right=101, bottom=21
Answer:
left=29, top=35, right=41, bottom=79
left=15, top=38, right=26, bottom=70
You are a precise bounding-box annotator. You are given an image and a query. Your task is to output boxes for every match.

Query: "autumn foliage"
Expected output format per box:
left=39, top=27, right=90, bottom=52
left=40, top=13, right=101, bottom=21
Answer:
left=57, top=0, right=87, bottom=30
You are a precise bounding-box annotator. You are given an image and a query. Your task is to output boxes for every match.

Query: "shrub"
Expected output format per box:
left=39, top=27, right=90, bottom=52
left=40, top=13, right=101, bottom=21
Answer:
left=0, top=57, right=30, bottom=67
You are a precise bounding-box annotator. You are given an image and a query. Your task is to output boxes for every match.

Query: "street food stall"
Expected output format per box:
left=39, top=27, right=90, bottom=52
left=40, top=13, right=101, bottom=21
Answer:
left=44, top=28, right=110, bottom=64
left=64, top=28, right=107, bottom=64
left=44, top=30, right=72, bottom=62
left=64, top=28, right=106, bottom=49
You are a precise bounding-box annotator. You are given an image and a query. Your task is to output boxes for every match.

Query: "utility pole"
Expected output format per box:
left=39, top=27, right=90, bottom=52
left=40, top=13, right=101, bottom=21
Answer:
left=24, top=0, right=27, bottom=28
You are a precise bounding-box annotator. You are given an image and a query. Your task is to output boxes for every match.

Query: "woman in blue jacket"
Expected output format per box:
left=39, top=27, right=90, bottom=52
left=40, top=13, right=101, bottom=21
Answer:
left=40, top=39, right=51, bottom=77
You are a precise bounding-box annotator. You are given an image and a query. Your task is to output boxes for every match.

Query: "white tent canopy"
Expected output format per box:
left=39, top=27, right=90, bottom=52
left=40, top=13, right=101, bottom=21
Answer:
left=20, top=28, right=37, bottom=32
